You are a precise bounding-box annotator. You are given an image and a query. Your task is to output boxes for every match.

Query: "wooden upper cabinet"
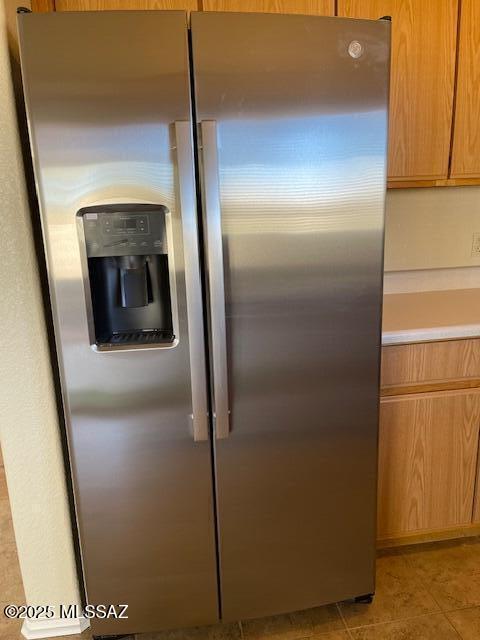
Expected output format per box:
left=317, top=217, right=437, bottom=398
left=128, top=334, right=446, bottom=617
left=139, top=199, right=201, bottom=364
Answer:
left=338, top=1, right=458, bottom=181
left=450, top=0, right=480, bottom=178
left=55, top=0, right=334, bottom=15
left=56, top=0, right=199, bottom=10
left=202, top=1, right=334, bottom=15
left=31, top=0, right=55, bottom=11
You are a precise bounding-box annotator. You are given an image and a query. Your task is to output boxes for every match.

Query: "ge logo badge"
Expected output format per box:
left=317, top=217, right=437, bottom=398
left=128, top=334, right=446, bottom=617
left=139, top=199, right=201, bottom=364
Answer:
left=348, top=40, right=364, bottom=59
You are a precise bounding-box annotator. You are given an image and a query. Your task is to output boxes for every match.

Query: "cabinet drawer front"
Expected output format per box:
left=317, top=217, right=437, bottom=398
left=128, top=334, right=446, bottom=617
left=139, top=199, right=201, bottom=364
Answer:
left=378, top=390, right=480, bottom=539
left=381, top=339, right=480, bottom=390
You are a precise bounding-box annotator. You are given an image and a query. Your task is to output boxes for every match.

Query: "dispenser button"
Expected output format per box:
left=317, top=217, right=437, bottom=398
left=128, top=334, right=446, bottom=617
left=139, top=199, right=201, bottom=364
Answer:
left=137, top=217, right=148, bottom=234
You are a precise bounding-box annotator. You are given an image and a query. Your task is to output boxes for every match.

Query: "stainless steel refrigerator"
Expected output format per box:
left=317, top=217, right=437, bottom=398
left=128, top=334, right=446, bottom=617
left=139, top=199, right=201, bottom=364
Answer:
left=18, top=9, right=390, bottom=637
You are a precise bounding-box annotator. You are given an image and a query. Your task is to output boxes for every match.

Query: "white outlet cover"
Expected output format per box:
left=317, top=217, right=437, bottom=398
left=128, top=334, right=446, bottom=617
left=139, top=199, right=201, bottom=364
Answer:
left=472, top=232, right=480, bottom=256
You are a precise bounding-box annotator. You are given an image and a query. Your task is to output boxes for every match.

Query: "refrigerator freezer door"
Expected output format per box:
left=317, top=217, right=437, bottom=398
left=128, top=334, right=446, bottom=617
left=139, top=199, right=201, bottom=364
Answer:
left=192, top=12, right=389, bottom=621
left=18, top=11, right=217, bottom=635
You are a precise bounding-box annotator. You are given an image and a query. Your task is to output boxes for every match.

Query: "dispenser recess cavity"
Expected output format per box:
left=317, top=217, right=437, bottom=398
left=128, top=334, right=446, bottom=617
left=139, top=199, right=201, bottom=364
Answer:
left=78, top=204, right=176, bottom=349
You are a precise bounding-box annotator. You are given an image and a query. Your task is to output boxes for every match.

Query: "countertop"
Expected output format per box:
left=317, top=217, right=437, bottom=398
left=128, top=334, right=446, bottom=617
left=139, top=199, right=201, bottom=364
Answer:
left=382, top=288, right=480, bottom=345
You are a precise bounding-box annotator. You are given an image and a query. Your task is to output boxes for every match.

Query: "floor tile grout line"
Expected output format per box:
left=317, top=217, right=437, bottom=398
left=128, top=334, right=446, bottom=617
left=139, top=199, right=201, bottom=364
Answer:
left=339, top=551, right=443, bottom=632
left=398, top=546, right=480, bottom=615
left=342, top=609, right=462, bottom=632
left=442, top=603, right=480, bottom=614
left=346, top=610, right=466, bottom=640
left=335, top=602, right=354, bottom=639
left=135, top=603, right=480, bottom=640
left=398, top=548, right=448, bottom=613
left=442, top=611, right=468, bottom=640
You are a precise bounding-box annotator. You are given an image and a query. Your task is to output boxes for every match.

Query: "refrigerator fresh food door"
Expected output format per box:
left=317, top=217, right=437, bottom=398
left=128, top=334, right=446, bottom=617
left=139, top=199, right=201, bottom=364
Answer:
left=192, top=11, right=389, bottom=621
left=18, top=11, right=218, bottom=635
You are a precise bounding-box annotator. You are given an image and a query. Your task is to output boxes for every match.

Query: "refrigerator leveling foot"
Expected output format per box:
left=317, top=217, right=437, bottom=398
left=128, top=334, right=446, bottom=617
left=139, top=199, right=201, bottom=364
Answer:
left=354, top=593, right=374, bottom=604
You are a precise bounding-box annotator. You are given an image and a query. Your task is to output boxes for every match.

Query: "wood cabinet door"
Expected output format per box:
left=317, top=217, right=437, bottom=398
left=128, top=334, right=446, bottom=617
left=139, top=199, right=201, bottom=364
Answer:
left=378, top=390, right=480, bottom=540
left=450, top=0, right=480, bottom=178
left=474, top=459, right=480, bottom=524
left=202, top=1, right=334, bottom=15
left=338, top=0, right=458, bottom=181
left=31, top=0, right=55, bottom=11
left=56, top=0, right=198, bottom=10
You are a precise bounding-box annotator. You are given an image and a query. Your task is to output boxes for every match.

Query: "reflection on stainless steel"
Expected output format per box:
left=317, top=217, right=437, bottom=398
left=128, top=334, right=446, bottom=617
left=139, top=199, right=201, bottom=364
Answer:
left=18, top=11, right=217, bottom=636
left=18, top=8, right=390, bottom=636
left=192, top=11, right=389, bottom=621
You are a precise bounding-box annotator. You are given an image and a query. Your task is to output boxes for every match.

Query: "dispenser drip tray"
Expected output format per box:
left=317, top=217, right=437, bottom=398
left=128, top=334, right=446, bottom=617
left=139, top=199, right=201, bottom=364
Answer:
left=106, top=329, right=175, bottom=346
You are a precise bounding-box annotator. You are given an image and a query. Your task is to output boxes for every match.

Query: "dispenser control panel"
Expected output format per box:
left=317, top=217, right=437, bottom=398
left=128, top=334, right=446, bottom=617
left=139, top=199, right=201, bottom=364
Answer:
left=101, top=213, right=150, bottom=236
left=80, top=204, right=168, bottom=258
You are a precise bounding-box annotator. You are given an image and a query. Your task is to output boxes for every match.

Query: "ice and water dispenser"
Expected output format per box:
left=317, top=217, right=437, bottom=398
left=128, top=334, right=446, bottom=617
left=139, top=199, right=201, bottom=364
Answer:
left=79, top=204, right=175, bottom=348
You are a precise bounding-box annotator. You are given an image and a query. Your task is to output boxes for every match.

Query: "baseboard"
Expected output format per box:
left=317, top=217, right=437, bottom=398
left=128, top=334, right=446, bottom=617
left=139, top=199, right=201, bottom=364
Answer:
left=21, top=616, right=90, bottom=639
left=377, top=523, right=480, bottom=549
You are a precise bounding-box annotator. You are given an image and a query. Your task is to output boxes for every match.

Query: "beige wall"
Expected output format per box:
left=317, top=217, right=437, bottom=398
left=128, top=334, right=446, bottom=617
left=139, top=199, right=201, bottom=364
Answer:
left=0, top=0, right=82, bottom=622
left=385, top=186, right=480, bottom=272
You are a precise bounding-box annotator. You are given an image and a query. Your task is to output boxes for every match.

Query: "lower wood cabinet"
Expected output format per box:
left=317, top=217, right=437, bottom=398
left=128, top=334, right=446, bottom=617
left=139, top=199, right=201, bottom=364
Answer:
left=474, top=471, right=480, bottom=524
left=378, top=387, right=480, bottom=542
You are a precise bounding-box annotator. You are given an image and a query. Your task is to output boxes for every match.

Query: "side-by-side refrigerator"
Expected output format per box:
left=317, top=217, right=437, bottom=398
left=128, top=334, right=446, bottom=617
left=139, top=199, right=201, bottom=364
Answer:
left=18, top=9, right=390, bottom=637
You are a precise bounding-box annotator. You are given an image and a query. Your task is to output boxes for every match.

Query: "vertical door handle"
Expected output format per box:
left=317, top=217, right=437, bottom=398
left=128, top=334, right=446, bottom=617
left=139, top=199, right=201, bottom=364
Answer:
left=200, top=121, right=230, bottom=439
left=175, top=121, right=209, bottom=442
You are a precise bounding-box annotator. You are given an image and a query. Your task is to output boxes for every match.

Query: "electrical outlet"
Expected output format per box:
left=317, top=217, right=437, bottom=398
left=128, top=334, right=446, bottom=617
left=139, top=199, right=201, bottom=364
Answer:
left=472, top=233, right=480, bottom=256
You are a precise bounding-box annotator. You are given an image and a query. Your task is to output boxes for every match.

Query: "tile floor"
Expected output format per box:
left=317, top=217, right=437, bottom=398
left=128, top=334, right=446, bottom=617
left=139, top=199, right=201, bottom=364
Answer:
left=2, top=459, right=480, bottom=640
